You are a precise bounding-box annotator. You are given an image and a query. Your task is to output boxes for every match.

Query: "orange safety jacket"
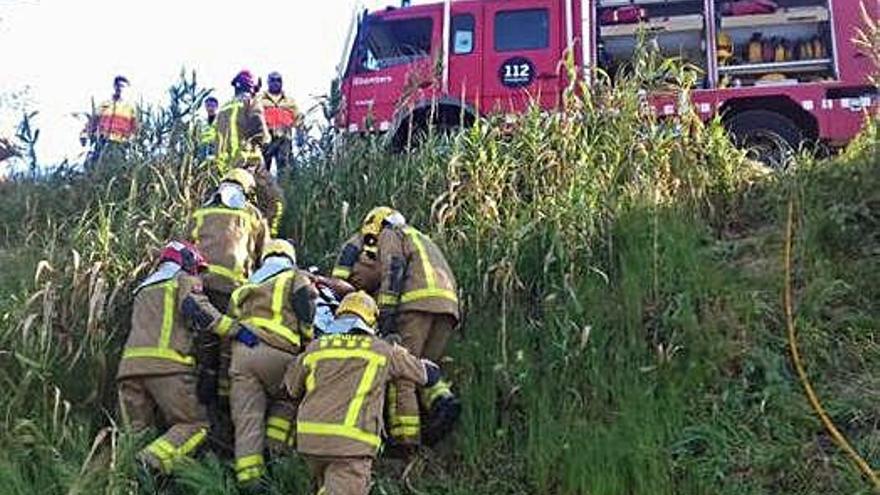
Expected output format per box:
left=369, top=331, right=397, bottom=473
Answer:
left=259, top=92, right=298, bottom=136
left=84, top=99, right=138, bottom=143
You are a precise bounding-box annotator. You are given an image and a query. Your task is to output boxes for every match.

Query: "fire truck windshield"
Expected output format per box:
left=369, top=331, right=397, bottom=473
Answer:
left=336, top=5, right=364, bottom=81
left=355, top=16, right=433, bottom=73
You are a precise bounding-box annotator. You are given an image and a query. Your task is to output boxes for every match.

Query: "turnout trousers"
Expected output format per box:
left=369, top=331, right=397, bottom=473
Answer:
left=200, top=288, right=234, bottom=457
left=387, top=311, right=454, bottom=445
left=303, top=455, right=373, bottom=495
left=230, top=341, right=298, bottom=484
left=262, top=135, right=292, bottom=175
left=250, top=164, right=285, bottom=237
left=118, top=373, right=209, bottom=473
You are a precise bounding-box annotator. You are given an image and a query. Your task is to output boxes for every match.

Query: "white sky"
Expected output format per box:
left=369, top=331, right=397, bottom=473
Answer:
left=0, top=0, right=400, bottom=165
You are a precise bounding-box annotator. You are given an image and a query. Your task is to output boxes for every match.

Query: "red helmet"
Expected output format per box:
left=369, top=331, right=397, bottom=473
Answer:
left=159, top=241, right=207, bottom=275
left=231, top=70, right=255, bottom=92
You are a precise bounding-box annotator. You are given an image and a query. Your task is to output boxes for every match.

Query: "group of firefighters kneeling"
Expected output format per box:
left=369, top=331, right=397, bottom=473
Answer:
left=117, top=165, right=461, bottom=494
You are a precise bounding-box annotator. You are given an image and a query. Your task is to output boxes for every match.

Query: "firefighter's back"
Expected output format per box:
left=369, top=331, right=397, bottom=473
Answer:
left=190, top=203, right=264, bottom=295
left=295, top=334, right=399, bottom=457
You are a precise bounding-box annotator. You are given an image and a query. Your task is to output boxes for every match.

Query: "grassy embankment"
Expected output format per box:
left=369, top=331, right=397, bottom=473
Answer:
left=0, top=53, right=877, bottom=494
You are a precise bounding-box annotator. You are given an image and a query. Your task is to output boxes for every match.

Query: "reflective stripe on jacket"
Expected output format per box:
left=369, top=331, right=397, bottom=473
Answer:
left=197, top=120, right=217, bottom=161
left=230, top=269, right=316, bottom=354
left=377, top=226, right=459, bottom=319
left=189, top=203, right=268, bottom=295
left=331, top=234, right=381, bottom=294
left=215, top=97, right=269, bottom=169
left=199, top=120, right=217, bottom=146
left=117, top=273, right=230, bottom=378
left=284, top=335, right=427, bottom=457
left=331, top=234, right=362, bottom=279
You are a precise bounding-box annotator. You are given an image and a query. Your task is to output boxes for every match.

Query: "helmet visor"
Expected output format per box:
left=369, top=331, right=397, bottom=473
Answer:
left=326, top=315, right=375, bottom=335
left=218, top=182, right=247, bottom=209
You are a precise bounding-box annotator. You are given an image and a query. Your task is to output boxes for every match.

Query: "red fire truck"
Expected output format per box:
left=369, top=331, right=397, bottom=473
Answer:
left=335, top=0, right=877, bottom=161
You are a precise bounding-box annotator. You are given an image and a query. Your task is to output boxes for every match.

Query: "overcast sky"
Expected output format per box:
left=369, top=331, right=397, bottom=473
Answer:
left=0, top=0, right=400, bottom=165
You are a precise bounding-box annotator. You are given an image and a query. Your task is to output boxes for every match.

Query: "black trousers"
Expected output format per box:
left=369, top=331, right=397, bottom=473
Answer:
left=262, top=135, right=292, bottom=174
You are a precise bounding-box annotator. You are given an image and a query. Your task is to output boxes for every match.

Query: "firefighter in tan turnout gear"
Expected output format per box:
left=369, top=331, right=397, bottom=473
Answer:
left=285, top=291, right=441, bottom=495
left=189, top=168, right=268, bottom=307
left=188, top=167, right=268, bottom=453
left=334, top=207, right=462, bottom=449
left=369, top=208, right=462, bottom=448
left=117, top=241, right=235, bottom=473
left=227, top=238, right=318, bottom=487
left=215, top=69, right=285, bottom=236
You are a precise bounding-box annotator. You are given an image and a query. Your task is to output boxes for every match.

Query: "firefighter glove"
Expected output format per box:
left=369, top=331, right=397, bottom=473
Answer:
left=182, top=296, right=213, bottom=332
left=235, top=325, right=260, bottom=347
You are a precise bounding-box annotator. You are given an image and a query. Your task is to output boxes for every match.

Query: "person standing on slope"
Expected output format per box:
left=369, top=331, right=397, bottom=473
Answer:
left=259, top=71, right=298, bottom=175
left=214, top=70, right=285, bottom=236
left=80, top=75, right=138, bottom=168
left=331, top=207, right=462, bottom=451
left=197, top=96, right=220, bottom=162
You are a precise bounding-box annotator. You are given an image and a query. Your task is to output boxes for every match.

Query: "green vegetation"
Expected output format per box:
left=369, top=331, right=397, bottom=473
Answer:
left=0, top=58, right=877, bottom=494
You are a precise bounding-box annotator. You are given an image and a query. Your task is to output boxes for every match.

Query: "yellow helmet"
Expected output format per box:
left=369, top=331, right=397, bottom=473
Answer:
left=361, top=206, right=396, bottom=239
left=222, top=168, right=256, bottom=195
left=262, top=238, right=296, bottom=264
left=360, top=206, right=406, bottom=239
left=337, top=290, right=379, bottom=329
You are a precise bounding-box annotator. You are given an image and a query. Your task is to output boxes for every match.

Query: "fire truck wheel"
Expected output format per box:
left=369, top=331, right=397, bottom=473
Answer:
left=726, top=110, right=804, bottom=170
left=393, top=120, right=460, bottom=152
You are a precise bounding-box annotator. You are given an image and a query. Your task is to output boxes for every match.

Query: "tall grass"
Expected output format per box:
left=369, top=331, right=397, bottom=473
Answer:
left=285, top=118, right=742, bottom=494
left=0, top=49, right=877, bottom=494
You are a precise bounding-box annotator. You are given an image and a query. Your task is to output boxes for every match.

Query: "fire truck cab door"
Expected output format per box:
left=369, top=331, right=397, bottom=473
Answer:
left=482, top=0, right=564, bottom=113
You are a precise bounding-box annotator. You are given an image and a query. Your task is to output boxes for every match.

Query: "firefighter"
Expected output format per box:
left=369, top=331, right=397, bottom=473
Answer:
left=215, top=69, right=285, bottom=236
left=189, top=168, right=268, bottom=309
left=116, top=241, right=237, bottom=474
left=80, top=75, right=138, bottom=167
left=197, top=96, right=219, bottom=162
left=227, top=238, right=317, bottom=487
left=284, top=291, right=440, bottom=495
left=187, top=167, right=269, bottom=455
left=259, top=71, right=298, bottom=175
left=334, top=207, right=461, bottom=449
